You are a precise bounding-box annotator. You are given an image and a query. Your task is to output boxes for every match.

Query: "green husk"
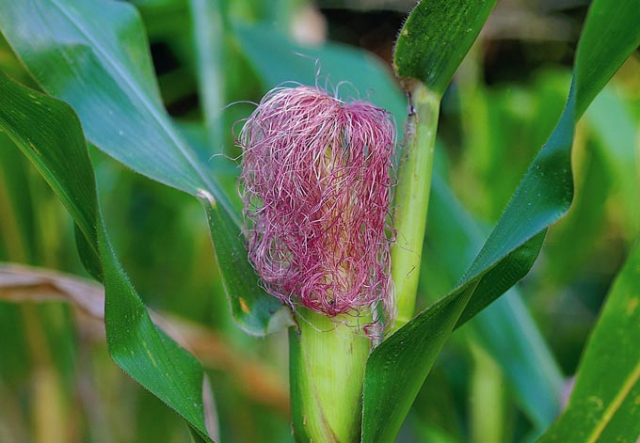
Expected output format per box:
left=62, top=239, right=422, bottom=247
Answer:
left=289, top=309, right=371, bottom=443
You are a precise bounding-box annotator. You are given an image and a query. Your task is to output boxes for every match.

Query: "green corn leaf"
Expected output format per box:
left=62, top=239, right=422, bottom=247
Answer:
left=428, top=173, right=565, bottom=430
left=394, top=0, right=497, bottom=94
left=537, top=241, right=640, bottom=443
left=362, top=0, right=640, bottom=441
left=0, top=71, right=215, bottom=442
left=0, top=0, right=281, bottom=336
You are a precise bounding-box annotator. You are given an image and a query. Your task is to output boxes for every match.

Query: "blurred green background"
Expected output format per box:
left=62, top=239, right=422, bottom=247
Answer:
left=0, top=0, right=638, bottom=442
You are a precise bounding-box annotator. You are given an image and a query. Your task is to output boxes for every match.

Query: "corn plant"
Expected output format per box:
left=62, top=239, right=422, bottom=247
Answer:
left=0, top=0, right=639, bottom=442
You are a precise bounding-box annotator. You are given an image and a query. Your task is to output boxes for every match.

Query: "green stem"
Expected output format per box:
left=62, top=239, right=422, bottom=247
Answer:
left=290, top=309, right=371, bottom=443
left=391, top=83, right=440, bottom=332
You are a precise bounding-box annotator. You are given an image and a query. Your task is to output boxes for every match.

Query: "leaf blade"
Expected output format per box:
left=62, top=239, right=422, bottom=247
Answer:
left=428, top=173, right=564, bottom=428
left=0, top=71, right=214, bottom=442
left=362, top=1, right=640, bottom=441
left=394, top=0, right=497, bottom=94
left=0, top=0, right=281, bottom=335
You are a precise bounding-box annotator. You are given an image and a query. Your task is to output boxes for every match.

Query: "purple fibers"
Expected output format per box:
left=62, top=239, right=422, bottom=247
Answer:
left=239, top=86, right=395, bottom=318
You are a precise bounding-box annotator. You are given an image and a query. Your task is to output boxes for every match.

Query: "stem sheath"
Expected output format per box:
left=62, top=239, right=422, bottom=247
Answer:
left=391, top=83, right=441, bottom=332
left=290, top=309, right=371, bottom=443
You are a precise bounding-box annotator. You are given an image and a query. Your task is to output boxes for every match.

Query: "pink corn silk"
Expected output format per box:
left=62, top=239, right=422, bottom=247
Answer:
left=239, top=86, right=395, bottom=317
